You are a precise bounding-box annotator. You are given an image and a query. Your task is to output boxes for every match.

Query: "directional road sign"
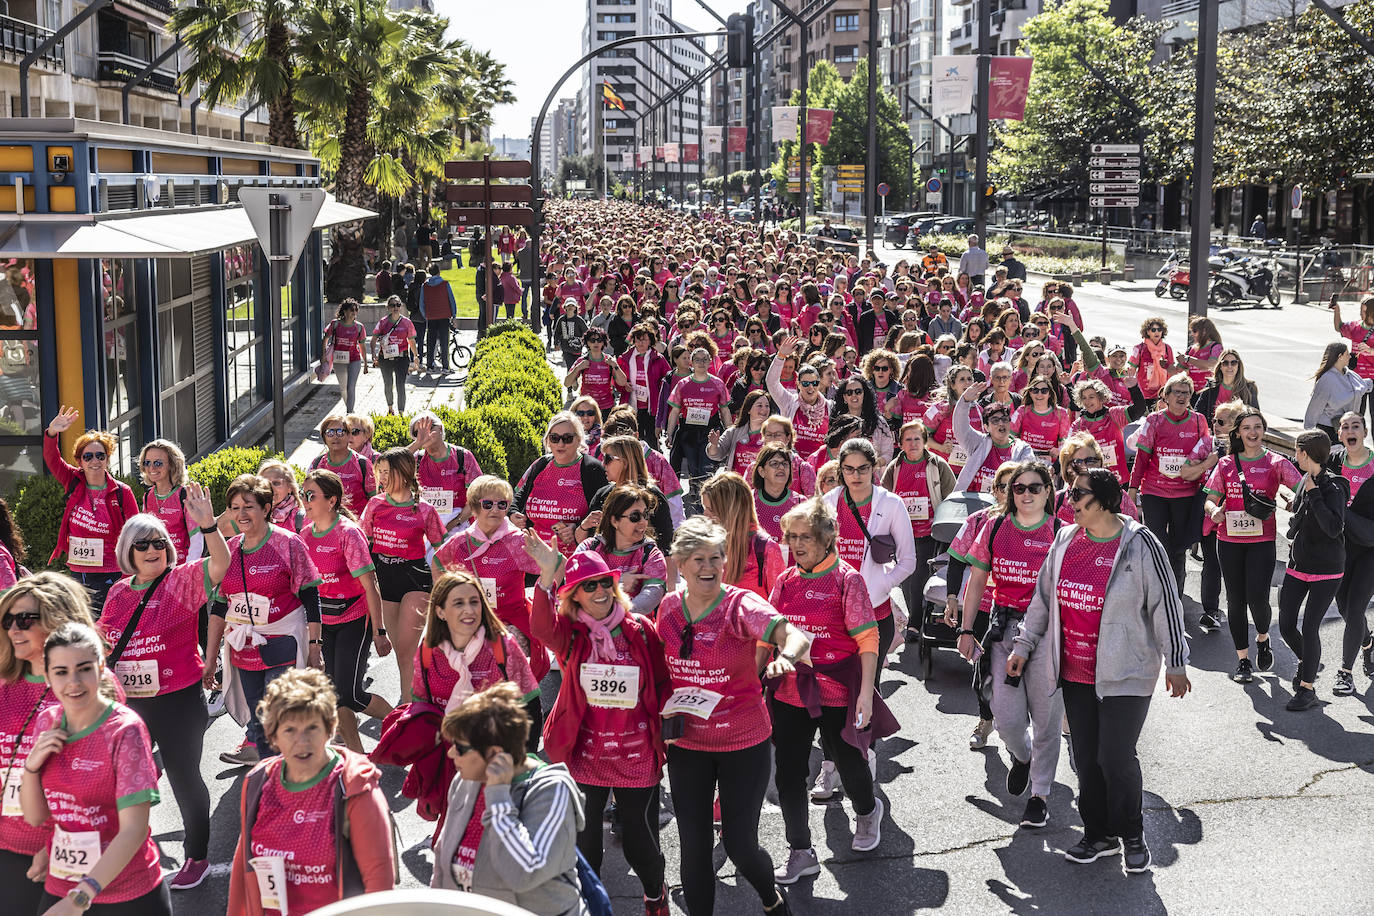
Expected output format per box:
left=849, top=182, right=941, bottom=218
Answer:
left=1090, top=183, right=1141, bottom=195
left=1090, top=170, right=1140, bottom=181
left=1090, top=143, right=1141, bottom=154
left=445, top=184, right=534, bottom=205
left=447, top=206, right=534, bottom=227
left=1089, top=156, right=1141, bottom=168
left=1089, top=197, right=1140, bottom=208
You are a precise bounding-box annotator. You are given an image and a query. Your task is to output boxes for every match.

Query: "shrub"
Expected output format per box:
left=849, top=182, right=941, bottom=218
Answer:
left=11, top=475, right=65, bottom=570
left=467, top=373, right=563, bottom=420
left=441, top=408, right=508, bottom=480
left=483, top=320, right=540, bottom=341
left=371, top=414, right=414, bottom=452
left=186, top=446, right=270, bottom=514
left=475, top=403, right=542, bottom=482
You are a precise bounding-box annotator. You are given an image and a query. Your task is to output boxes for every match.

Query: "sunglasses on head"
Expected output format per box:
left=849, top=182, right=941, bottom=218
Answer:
left=548, top=433, right=576, bottom=445
left=2, top=612, right=40, bottom=631
left=1011, top=482, right=1046, bottom=495
left=579, top=577, right=615, bottom=595
left=133, top=538, right=168, bottom=552
left=479, top=499, right=510, bottom=512
left=82, top=451, right=107, bottom=462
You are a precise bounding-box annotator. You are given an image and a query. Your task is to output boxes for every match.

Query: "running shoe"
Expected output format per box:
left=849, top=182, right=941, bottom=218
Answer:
left=169, top=858, right=210, bottom=890
left=969, top=718, right=994, bottom=750
left=810, top=761, right=839, bottom=801
left=644, top=886, right=670, bottom=916
left=1231, top=658, right=1254, bottom=684
left=1019, top=795, right=1048, bottom=829
left=1064, top=835, right=1121, bottom=864
left=219, top=741, right=260, bottom=767
left=1286, top=686, right=1319, bottom=711
left=851, top=796, right=884, bottom=852
left=1334, top=670, right=1355, bottom=696
left=1256, top=639, right=1274, bottom=672
left=205, top=687, right=226, bottom=718
left=1006, top=754, right=1031, bottom=797
left=1122, top=836, right=1152, bottom=873
left=773, top=847, right=820, bottom=884
left=1198, top=612, right=1220, bottom=633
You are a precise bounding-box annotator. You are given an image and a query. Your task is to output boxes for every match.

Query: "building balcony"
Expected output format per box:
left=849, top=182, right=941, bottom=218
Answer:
left=0, top=13, right=64, bottom=69
left=97, top=50, right=177, bottom=92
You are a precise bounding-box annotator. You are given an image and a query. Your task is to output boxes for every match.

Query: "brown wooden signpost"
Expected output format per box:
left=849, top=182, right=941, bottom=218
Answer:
left=444, top=155, right=533, bottom=334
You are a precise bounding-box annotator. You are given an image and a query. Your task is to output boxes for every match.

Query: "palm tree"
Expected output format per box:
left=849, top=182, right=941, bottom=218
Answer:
left=170, top=0, right=302, bottom=149
left=436, top=46, right=515, bottom=148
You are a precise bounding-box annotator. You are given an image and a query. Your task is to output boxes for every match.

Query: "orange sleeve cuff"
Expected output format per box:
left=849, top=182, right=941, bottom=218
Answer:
left=853, top=628, right=881, bottom=655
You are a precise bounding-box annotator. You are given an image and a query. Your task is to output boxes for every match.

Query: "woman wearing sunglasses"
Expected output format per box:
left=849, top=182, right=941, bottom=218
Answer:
left=1069, top=368, right=1149, bottom=488
left=861, top=349, right=902, bottom=415
left=569, top=396, right=605, bottom=459
left=299, top=470, right=391, bottom=754
left=768, top=336, right=832, bottom=462
left=525, top=536, right=672, bottom=914
left=370, top=295, right=418, bottom=414
left=42, top=406, right=138, bottom=612
left=308, top=413, right=377, bottom=517
left=574, top=479, right=669, bottom=613
left=511, top=412, right=610, bottom=560
left=1007, top=468, right=1190, bottom=873
left=0, top=573, right=99, bottom=914
left=960, top=461, right=1063, bottom=831
left=657, top=516, right=812, bottom=916
left=137, top=439, right=199, bottom=565
left=1195, top=348, right=1261, bottom=424
left=1054, top=434, right=1138, bottom=523
left=831, top=376, right=896, bottom=467
left=98, top=488, right=225, bottom=890
left=751, top=443, right=805, bottom=542
left=21, top=622, right=173, bottom=915
left=1012, top=374, right=1073, bottom=469
left=566, top=328, right=629, bottom=415
left=1127, top=317, right=1175, bottom=401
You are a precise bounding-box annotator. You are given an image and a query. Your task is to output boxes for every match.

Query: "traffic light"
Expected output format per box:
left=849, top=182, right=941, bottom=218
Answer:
left=727, top=13, right=754, bottom=69
left=982, top=183, right=997, bottom=212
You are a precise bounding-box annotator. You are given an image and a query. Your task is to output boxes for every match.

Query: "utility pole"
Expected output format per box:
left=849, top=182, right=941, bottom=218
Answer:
left=865, top=0, right=879, bottom=251
left=1188, top=0, right=1218, bottom=318
left=973, top=0, right=991, bottom=240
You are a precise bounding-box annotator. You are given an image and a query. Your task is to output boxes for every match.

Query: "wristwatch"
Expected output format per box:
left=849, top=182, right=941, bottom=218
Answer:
left=66, top=887, right=93, bottom=910
left=376, top=628, right=388, bottom=636
left=308, top=638, right=324, bottom=646
left=199, top=524, right=219, bottom=535
left=957, top=628, right=977, bottom=637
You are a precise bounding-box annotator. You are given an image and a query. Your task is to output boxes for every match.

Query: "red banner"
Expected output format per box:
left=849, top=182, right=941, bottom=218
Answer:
left=805, top=109, right=835, bottom=144
left=989, top=57, right=1033, bottom=121
left=727, top=127, right=746, bottom=153
left=654, top=146, right=664, bottom=161
left=682, top=143, right=699, bottom=162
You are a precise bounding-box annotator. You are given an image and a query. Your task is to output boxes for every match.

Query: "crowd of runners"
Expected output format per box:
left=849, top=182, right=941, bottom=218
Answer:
left=0, top=197, right=1369, bottom=916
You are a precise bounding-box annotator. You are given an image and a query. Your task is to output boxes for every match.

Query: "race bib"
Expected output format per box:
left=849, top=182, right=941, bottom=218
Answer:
left=633, top=384, right=651, bottom=405
left=662, top=686, right=725, bottom=720
left=421, top=486, right=454, bottom=516
left=68, top=536, right=102, bottom=568
left=334, top=348, right=353, bottom=363
left=115, top=660, right=159, bottom=698
left=50, top=827, right=101, bottom=881
left=685, top=406, right=711, bottom=425
left=579, top=663, right=640, bottom=709
left=1225, top=510, right=1263, bottom=538
left=479, top=576, right=498, bottom=606
left=1099, top=442, right=1119, bottom=467
left=1159, top=453, right=1186, bottom=479
left=226, top=593, right=272, bottom=626
left=2, top=766, right=22, bottom=818
left=904, top=496, right=931, bottom=521
left=250, top=856, right=289, bottom=914
left=947, top=443, right=970, bottom=467
left=383, top=340, right=401, bottom=359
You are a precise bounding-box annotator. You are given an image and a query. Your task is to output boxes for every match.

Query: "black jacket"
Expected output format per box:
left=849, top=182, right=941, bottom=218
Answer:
left=856, top=306, right=901, bottom=356
left=1193, top=381, right=1260, bottom=423
left=1328, top=446, right=1374, bottom=548
left=1286, top=470, right=1348, bottom=575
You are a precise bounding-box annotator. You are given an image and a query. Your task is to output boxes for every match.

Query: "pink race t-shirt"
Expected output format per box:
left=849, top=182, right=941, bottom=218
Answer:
left=669, top=375, right=729, bottom=428
left=730, top=430, right=764, bottom=478
left=969, top=442, right=1017, bottom=494
left=769, top=561, right=875, bottom=707
left=309, top=451, right=373, bottom=516
left=219, top=527, right=323, bottom=671
left=142, top=486, right=194, bottom=559
left=326, top=319, right=364, bottom=362
left=655, top=587, right=784, bottom=753
left=518, top=460, right=588, bottom=556
left=246, top=753, right=345, bottom=914
left=836, top=495, right=891, bottom=619
left=891, top=455, right=935, bottom=539
left=0, top=674, right=56, bottom=855
left=99, top=560, right=211, bottom=697
left=416, top=446, right=482, bottom=521
left=968, top=513, right=1057, bottom=612
left=1070, top=407, right=1132, bottom=483
left=1133, top=410, right=1211, bottom=499
left=732, top=533, right=786, bottom=598
left=0, top=541, right=18, bottom=592
left=411, top=635, right=540, bottom=708
left=577, top=356, right=617, bottom=410
left=791, top=399, right=830, bottom=460
left=575, top=538, right=668, bottom=600
left=65, top=483, right=123, bottom=573
left=889, top=390, right=932, bottom=426
left=35, top=703, right=162, bottom=903
left=1012, top=406, right=1072, bottom=455
left=1341, top=451, right=1374, bottom=504
left=1057, top=529, right=1122, bottom=684
left=754, top=489, right=803, bottom=541
left=566, top=625, right=660, bottom=789
left=1204, top=451, right=1301, bottom=543
left=360, top=495, right=445, bottom=560
left=372, top=314, right=417, bottom=360
left=1339, top=321, right=1374, bottom=378
left=434, top=528, right=541, bottom=636
left=1186, top=342, right=1223, bottom=391
left=304, top=517, right=375, bottom=617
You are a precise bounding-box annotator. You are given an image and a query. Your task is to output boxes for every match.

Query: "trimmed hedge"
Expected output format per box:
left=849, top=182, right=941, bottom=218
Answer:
left=186, top=447, right=272, bottom=514
left=368, top=408, right=509, bottom=481
left=474, top=403, right=541, bottom=482
left=371, top=415, right=414, bottom=452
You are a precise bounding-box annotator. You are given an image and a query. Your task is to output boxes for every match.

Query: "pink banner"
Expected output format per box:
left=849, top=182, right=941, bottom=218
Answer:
left=663, top=142, right=679, bottom=163
left=727, top=127, right=746, bottom=153
left=989, top=57, right=1033, bottom=121
left=805, top=109, right=835, bottom=144
left=682, top=143, right=699, bottom=162
left=654, top=146, right=664, bottom=161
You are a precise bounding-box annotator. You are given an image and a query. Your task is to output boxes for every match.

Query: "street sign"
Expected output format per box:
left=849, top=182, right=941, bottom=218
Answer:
left=1088, top=157, right=1141, bottom=168
left=769, top=177, right=778, bottom=190
left=1090, top=170, right=1140, bottom=181
left=239, top=187, right=325, bottom=284
left=1090, top=183, right=1141, bottom=194
left=926, top=177, right=943, bottom=193
left=1089, top=197, right=1140, bottom=208
left=926, top=192, right=942, bottom=204
left=876, top=182, right=890, bottom=197
left=1090, top=143, right=1140, bottom=154
left=837, top=163, right=864, bottom=173
left=1290, top=184, right=1302, bottom=218
left=446, top=206, right=534, bottom=227
left=445, top=184, right=534, bottom=205
left=445, top=159, right=532, bottom=180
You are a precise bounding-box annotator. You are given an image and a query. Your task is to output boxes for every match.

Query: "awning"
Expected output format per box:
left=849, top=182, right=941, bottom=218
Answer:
left=0, top=193, right=376, bottom=258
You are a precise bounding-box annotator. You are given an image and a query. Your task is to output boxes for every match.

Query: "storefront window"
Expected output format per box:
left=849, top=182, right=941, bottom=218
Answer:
left=101, top=258, right=141, bottom=473
left=0, top=259, right=41, bottom=439
left=224, top=244, right=265, bottom=431
left=156, top=257, right=216, bottom=458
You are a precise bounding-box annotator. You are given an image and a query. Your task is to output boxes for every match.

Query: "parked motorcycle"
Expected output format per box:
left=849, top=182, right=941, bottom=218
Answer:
left=1207, top=249, right=1282, bottom=308
left=1154, top=251, right=1190, bottom=300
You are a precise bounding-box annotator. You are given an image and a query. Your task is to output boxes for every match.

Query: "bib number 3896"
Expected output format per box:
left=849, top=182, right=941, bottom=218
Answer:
left=579, top=663, right=640, bottom=709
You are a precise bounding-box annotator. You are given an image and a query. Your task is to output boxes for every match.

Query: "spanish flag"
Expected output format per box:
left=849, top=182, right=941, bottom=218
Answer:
left=602, top=82, right=627, bottom=112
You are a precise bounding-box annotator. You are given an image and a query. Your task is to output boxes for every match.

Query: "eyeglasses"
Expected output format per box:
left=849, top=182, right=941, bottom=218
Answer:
left=1028, top=387, right=1051, bottom=395
left=579, top=577, right=615, bottom=595
left=799, top=379, right=820, bottom=388
left=478, top=499, right=510, bottom=511
left=1069, top=486, right=1094, bottom=502
left=1011, top=482, right=1046, bottom=495
left=140, top=458, right=164, bottom=469
left=763, top=458, right=790, bottom=470
left=548, top=433, right=576, bottom=445
left=2, top=612, right=40, bottom=631
left=1220, top=359, right=1240, bottom=367
left=841, top=463, right=873, bottom=476
left=618, top=511, right=646, bottom=523
left=324, top=427, right=347, bottom=437
left=132, top=538, right=168, bottom=552
left=1070, top=456, right=1104, bottom=469
left=1147, top=325, right=1164, bottom=333
left=81, top=451, right=107, bottom=462
left=574, top=409, right=598, bottom=418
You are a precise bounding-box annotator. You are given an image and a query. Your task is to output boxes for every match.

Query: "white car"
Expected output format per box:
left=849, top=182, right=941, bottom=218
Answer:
left=729, top=208, right=755, bottom=223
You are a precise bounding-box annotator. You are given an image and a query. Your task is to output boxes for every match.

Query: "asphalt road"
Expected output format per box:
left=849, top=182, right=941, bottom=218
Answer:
left=156, top=252, right=1374, bottom=915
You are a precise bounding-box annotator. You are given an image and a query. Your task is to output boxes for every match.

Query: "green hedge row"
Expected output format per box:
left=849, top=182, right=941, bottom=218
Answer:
left=465, top=324, right=561, bottom=485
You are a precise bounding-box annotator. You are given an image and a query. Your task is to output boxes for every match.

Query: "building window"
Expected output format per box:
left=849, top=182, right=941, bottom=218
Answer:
left=99, top=258, right=142, bottom=475
left=224, top=244, right=264, bottom=434
left=156, top=257, right=217, bottom=459
left=836, top=13, right=859, bottom=31
left=834, top=45, right=859, bottom=63
left=0, top=259, right=42, bottom=496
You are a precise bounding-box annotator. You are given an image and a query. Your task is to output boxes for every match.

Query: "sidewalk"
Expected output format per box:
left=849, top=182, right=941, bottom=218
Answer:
left=267, top=327, right=480, bottom=469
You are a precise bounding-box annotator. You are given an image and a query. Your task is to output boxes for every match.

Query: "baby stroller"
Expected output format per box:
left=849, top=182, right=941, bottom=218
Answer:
left=911, top=490, right=998, bottom=679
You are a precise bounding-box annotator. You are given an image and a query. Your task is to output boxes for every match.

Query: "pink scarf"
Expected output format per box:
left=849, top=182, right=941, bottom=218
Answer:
left=440, top=629, right=487, bottom=714
left=1141, top=337, right=1169, bottom=392
left=463, top=519, right=519, bottom=563
left=576, top=604, right=626, bottom=663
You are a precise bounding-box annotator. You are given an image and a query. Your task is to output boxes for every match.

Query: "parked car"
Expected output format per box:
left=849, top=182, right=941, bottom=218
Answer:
left=729, top=207, right=755, bottom=223
left=885, top=211, right=943, bottom=248
left=807, top=226, right=860, bottom=250
left=929, top=216, right=976, bottom=236
left=906, top=215, right=955, bottom=246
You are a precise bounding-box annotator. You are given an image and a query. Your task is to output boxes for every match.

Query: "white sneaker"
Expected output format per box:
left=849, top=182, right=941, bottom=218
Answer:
left=969, top=718, right=994, bottom=750
left=810, top=761, right=839, bottom=801
left=773, top=846, right=821, bottom=884
left=205, top=688, right=226, bottom=718
left=852, top=795, right=884, bottom=852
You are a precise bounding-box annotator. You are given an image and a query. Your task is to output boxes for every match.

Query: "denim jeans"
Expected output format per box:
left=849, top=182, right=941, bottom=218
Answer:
left=425, top=319, right=450, bottom=370
left=240, top=663, right=292, bottom=755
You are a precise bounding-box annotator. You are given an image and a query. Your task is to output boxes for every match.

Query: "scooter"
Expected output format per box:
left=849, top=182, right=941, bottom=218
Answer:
left=1208, top=249, right=1281, bottom=308
left=1154, top=252, right=1189, bottom=300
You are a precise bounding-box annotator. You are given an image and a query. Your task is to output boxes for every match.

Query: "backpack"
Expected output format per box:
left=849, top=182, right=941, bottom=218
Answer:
left=574, top=849, right=614, bottom=916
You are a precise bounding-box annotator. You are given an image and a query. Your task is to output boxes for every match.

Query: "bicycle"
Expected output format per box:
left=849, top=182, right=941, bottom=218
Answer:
left=448, top=327, right=472, bottom=382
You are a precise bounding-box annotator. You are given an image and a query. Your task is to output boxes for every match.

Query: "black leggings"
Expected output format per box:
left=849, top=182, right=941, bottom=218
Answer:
left=972, top=609, right=993, bottom=720
left=899, top=535, right=941, bottom=630
left=1334, top=545, right=1374, bottom=670
left=322, top=608, right=376, bottom=712
left=1278, top=574, right=1341, bottom=685
left=1061, top=683, right=1151, bottom=842
left=577, top=783, right=664, bottom=897
left=875, top=614, right=895, bottom=691
left=1200, top=532, right=1221, bottom=616
left=0, top=847, right=44, bottom=914
left=39, top=880, right=172, bottom=915
left=667, top=740, right=777, bottom=916
left=1140, top=493, right=1196, bottom=593
left=127, top=683, right=210, bottom=860
left=771, top=699, right=874, bottom=850
left=1218, top=539, right=1276, bottom=652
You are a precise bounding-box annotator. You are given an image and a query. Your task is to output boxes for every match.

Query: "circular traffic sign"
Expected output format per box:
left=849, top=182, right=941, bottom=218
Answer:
left=1290, top=185, right=1302, bottom=209
left=926, top=177, right=942, bottom=193
left=769, top=177, right=778, bottom=190
left=876, top=182, right=890, bottom=197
